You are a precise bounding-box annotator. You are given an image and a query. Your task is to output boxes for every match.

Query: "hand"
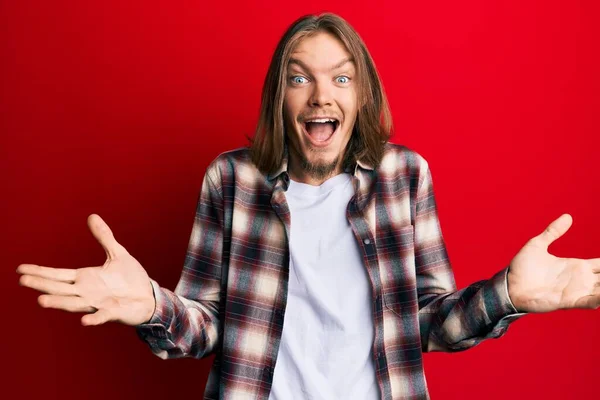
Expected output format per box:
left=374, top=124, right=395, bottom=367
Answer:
left=17, top=214, right=156, bottom=326
left=507, top=213, right=600, bottom=313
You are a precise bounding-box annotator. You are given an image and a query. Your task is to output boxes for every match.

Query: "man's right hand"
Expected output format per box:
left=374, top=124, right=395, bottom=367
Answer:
left=17, top=214, right=156, bottom=327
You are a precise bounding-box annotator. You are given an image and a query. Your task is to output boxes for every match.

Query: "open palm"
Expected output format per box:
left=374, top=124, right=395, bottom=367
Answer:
left=17, top=214, right=155, bottom=326
left=508, top=214, right=600, bottom=313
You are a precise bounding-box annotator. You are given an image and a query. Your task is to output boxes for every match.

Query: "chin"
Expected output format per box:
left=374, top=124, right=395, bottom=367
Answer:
left=303, top=146, right=338, bottom=162
left=302, top=150, right=341, bottom=169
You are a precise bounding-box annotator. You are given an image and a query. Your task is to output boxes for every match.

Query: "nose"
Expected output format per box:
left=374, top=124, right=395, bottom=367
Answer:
left=308, top=80, right=333, bottom=107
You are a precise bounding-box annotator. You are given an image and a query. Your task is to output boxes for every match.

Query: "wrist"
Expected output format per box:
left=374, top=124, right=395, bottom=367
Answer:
left=507, top=268, right=524, bottom=312
left=140, top=279, right=157, bottom=324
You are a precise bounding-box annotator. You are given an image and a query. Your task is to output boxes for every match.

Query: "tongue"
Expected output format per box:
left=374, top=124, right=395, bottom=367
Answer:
left=306, top=122, right=335, bottom=141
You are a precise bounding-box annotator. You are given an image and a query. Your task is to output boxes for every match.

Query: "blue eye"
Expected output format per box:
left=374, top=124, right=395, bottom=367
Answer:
left=291, top=76, right=307, bottom=84
left=336, top=76, right=350, bottom=84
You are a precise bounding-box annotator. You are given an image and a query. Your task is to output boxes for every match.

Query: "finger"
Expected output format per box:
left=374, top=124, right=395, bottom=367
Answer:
left=19, top=275, right=78, bottom=296
left=536, top=213, right=573, bottom=249
left=16, top=264, right=76, bottom=283
left=81, top=309, right=112, bottom=326
left=87, top=214, right=128, bottom=260
left=591, top=258, right=600, bottom=273
left=576, top=294, right=600, bottom=309
left=38, top=295, right=95, bottom=313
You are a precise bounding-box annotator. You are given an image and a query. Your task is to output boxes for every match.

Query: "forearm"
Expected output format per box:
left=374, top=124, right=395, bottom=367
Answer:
left=135, top=279, right=220, bottom=359
left=419, top=267, right=525, bottom=352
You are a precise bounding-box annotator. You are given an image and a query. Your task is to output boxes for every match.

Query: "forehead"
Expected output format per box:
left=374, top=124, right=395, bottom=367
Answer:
left=289, top=31, right=353, bottom=71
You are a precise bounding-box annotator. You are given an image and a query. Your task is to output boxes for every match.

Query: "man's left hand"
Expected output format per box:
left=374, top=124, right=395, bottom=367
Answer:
left=507, top=213, right=600, bottom=313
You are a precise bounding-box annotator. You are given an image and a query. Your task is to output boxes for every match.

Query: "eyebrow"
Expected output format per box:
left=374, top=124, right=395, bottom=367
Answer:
left=288, top=57, right=355, bottom=72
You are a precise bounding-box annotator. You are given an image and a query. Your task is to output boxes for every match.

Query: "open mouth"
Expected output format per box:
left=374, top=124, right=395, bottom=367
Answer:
left=302, top=118, right=339, bottom=145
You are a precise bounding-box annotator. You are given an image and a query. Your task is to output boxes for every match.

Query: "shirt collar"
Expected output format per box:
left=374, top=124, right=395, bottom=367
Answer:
left=355, top=158, right=374, bottom=171
left=267, top=147, right=289, bottom=181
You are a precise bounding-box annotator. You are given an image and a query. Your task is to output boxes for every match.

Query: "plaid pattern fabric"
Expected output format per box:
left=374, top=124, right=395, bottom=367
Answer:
left=136, top=143, right=524, bottom=400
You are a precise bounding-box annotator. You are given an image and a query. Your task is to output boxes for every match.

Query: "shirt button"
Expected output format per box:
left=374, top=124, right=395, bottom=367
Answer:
left=363, top=238, right=371, bottom=245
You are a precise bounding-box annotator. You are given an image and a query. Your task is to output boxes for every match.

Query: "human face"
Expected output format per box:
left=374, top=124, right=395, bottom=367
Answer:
left=283, top=31, right=358, bottom=185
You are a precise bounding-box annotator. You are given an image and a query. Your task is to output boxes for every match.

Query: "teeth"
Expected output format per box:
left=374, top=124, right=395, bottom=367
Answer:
left=306, top=118, right=336, bottom=123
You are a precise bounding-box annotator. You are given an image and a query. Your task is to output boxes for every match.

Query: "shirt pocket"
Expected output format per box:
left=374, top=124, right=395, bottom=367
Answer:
left=380, top=224, right=416, bottom=318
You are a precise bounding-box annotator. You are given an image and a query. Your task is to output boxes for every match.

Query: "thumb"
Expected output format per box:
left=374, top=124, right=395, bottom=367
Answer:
left=81, top=309, right=113, bottom=326
left=87, top=214, right=128, bottom=260
left=535, top=213, right=573, bottom=249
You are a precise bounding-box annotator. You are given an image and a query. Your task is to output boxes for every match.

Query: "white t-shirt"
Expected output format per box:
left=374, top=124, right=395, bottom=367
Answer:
left=269, top=173, right=379, bottom=400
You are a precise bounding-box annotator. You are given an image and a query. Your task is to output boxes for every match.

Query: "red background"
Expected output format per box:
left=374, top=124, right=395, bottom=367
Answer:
left=2, top=1, right=599, bottom=399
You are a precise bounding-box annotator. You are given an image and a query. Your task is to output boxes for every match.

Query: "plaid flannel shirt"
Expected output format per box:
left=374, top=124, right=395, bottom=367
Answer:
left=136, top=142, right=524, bottom=400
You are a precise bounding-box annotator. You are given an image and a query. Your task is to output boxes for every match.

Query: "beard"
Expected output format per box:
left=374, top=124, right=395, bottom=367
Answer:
left=297, top=149, right=341, bottom=180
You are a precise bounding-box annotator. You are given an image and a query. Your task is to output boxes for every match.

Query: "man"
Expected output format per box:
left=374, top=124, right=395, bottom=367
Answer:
left=16, top=12, right=600, bottom=400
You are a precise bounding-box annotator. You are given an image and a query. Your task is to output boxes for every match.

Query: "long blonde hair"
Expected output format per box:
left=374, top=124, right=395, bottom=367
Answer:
left=250, top=13, right=393, bottom=174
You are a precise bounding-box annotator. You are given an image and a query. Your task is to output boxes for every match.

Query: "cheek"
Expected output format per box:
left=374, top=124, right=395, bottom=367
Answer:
left=339, top=91, right=358, bottom=121
left=340, top=107, right=358, bottom=134
left=283, top=96, right=293, bottom=120
left=284, top=89, right=306, bottom=113
left=283, top=101, right=298, bottom=133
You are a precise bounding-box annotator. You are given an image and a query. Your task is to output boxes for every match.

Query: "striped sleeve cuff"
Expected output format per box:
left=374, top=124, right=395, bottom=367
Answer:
left=486, top=267, right=527, bottom=336
left=135, top=279, right=173, bottom=344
